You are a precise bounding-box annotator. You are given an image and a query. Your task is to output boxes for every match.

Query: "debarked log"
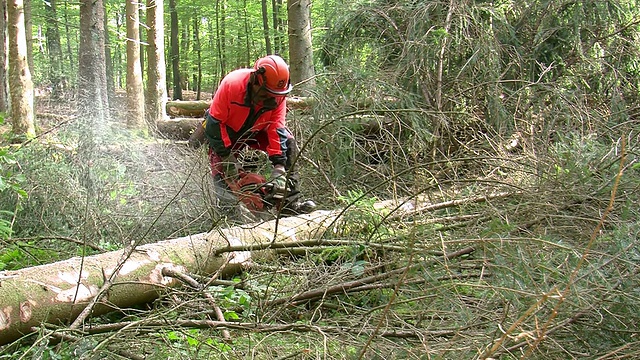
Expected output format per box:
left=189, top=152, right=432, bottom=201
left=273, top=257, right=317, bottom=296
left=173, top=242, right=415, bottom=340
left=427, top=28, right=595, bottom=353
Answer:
left=166, top=100, right=210, bottom=118
left=0, top=210, right=339, bottom=345
left=165, top=97, right=315, bottom=118
left=155, top=118, right=203, bottom=140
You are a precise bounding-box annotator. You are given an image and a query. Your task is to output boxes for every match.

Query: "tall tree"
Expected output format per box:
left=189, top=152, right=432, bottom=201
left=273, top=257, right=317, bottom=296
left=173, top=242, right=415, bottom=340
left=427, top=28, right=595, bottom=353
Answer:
left=44, top=0, right=65, bottom=98
left=287, top=0, right=315, bottom=95
left=23, top=0, right=31, bottom=73
left=273, top=0, right=285, bottom=55
left=114, top=8, right=124, bottom=89
left=169, top=0, right=182, bottom=99
left=104, top=1, right=115, bottom=104
left=78, top=0, right=108, bottom=193
left=0, top=0, right=9, bottom=112
left=218, top=0, right=226, bottom=77
left=78, top=0, right=109, bottom=130
left=7, top=0, right=35, bottom=138
left=193, top=16, right=202, bottom=99
left=180, top=20, right=189, bottom=90
left=138, top=6, right=145, bottom=82
left=146, top=0, right=168, bottom=125
left=63, top=0, right=74, bottom=74
left=125, top=0, right=145, bottom=127
left=261, top=0, right=271, bottom=54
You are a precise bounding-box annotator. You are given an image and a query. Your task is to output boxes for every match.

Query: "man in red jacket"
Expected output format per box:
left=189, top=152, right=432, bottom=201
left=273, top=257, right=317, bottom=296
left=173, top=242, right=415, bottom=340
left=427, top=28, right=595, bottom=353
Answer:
left=191, top=55, right=314, bottom=221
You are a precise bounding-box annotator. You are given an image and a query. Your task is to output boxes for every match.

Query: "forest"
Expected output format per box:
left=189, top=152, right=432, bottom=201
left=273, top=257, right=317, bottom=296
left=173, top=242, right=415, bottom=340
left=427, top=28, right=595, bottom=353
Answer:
left=0, top=0, right=639, bottom=359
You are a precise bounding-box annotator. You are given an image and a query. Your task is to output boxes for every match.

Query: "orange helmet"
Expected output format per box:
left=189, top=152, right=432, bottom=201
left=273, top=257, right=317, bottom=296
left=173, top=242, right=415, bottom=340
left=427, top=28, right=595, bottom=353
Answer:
left=254, top=55, right=293, bottom=95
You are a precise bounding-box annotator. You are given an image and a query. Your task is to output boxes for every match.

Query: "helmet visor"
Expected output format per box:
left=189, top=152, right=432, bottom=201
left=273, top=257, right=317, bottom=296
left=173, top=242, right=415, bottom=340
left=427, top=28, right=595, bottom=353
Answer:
left=265, top=83, right=293, bottom=95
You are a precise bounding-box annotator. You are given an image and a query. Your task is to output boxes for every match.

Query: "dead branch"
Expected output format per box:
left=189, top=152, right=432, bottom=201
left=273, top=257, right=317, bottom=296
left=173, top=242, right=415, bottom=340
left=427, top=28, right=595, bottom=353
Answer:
left=80, top=319, right=457, bottom=339
left=267, top=247, right=475, bottom=306
left=31, top=326, right=145, bottom=360
left=8, top=236, right=105, bottom=252
left=386, top=192, right=514, bottom=221
left=161, top=267, right=231, bottom=341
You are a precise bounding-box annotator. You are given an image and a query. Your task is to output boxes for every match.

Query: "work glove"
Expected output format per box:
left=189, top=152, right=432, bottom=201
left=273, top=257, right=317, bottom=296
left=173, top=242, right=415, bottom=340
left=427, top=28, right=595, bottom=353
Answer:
left=269, top=165, right=287, bottom=196
left=221, top=154, right=243, bottom=180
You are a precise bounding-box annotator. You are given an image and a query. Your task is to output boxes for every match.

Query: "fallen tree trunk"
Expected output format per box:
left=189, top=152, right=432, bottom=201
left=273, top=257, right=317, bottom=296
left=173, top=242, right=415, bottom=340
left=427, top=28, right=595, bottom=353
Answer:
left=0, top=210, right=338, bottom=345
left=165, top=96, right=315, bottom=117
left=155, top=118, right=202, bottom=140
left=0, top=191, right=515, bottom=345
left=166, top=100, right=210, bottom=118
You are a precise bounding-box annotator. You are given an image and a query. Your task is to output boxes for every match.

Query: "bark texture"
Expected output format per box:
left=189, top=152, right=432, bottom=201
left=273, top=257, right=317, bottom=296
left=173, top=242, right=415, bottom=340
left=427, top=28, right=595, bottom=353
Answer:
left=0, top=211, right=338, bottom=345
left=165, top=97, right=313, bottom=118
left=7, top=0, right=35, bottom=137
left=125, top=0, right=145, bottom=128
left=145, top=0, right=168, bottom=125
left=156, top=117, right=201, bottom=140
left=287, top=0, right=315, bottom=96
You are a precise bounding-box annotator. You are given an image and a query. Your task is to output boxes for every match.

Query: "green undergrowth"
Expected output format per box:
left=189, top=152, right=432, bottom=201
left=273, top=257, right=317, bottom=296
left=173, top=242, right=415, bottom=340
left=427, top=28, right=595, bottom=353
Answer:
left=0, top=123, right=214, bottom=270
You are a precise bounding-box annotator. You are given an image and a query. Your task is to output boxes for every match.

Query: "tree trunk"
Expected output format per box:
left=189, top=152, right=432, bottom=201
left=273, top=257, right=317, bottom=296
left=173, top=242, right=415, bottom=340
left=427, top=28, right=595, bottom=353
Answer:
left=23, top=0, right=31, bottom=75
left=78, top=0, right=109, bottom=193
left=0, top=0, right=9, bottom=113
left=219, top=0, right=226, bottom=75
left=169, top=0, right=182, bottom=100
left=155, top=117, right=201, bottom=140
left=180, top=20, right=189, bottom=91
left=114, top=7, right=123, bottom=89
left=165, top=97, right=313, bottom=118
left=145, top=0, right=168, bottom=126
left=271, top=0, right=279, bottom=54
left=103, top=1, right=115, bottom=104
left=287, top=0, right=315, bottom=96
left=166, top=99, right=210, bottom=117
left=193, top=15, right=201, bottom=100
left=138, top=7, right=145, bottom=82
left=7, top=0, right=35, bottom=138
left=63, top=0, right=74, bottom=74
left=78, top=0, right=109, bottom=119
left=0, top=211, right=338, bottom=345
left=261, top=0, right=271, bottom=54
left=125, top=0, right=145, bottom=128
left=44, top=0, right=65, bottom=98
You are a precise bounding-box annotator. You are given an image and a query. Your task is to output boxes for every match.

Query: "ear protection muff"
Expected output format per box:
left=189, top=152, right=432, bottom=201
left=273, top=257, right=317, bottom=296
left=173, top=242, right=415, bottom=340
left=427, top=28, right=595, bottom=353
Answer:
left=254, top=66, right=267, bottom=87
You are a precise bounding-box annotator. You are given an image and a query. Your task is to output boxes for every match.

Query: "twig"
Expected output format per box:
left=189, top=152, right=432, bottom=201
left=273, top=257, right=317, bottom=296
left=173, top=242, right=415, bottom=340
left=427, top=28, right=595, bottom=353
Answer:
left=6, top=236, right=105, bottom=252
left=81, top=319, right=455, bottom=339
left=162, top=268, right=232, bottom=341
left=520, top=136, right=627, bottom=358
left=69, top=153, right=197, bottom=330
left=266, top=246, right=475, bottom=307
left=30, top=327, right=145, bottom=360
left=387, top=191, right=513, bottom=221
left=480, top=137, right=628, bottom=360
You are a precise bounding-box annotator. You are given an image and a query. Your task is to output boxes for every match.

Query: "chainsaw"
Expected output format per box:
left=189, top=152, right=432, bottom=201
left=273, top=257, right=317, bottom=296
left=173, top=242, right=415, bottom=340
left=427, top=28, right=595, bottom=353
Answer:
left=225, top=170, right=300, bottom=217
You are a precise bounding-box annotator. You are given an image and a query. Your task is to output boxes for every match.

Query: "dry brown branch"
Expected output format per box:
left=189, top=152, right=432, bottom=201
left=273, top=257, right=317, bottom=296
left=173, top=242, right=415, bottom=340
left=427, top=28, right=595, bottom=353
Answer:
left=386, top=191, right=514, bottom=221
left=267, top=246, right=475, bottom=307
left=31, top=326, right=145, bottom=360
left=8, top=236, right=105, bottom=252
left=481, top=137, right=628, bottom=360
left=521, top=136, right=628, bottom=358
left=69, top=244, right=139, bottom=330
left=80, top=319, right=456, bottom=339
left=161, top=267, right=232, bottom=341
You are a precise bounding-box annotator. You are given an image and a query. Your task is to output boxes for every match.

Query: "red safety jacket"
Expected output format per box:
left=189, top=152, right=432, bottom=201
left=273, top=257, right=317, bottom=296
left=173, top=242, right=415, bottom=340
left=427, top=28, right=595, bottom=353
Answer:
left=204, top=68, right=289, bottom=165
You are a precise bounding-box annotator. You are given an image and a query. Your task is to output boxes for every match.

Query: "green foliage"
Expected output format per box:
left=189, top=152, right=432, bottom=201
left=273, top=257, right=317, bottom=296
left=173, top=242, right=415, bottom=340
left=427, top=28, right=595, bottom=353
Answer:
left=336, top=190, right=388, bottom=240
left=319, top=0, right=639, bottom=153
left=0, top=146, right=28, bottom=241
left=209, top=282, right=254, bottom=321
